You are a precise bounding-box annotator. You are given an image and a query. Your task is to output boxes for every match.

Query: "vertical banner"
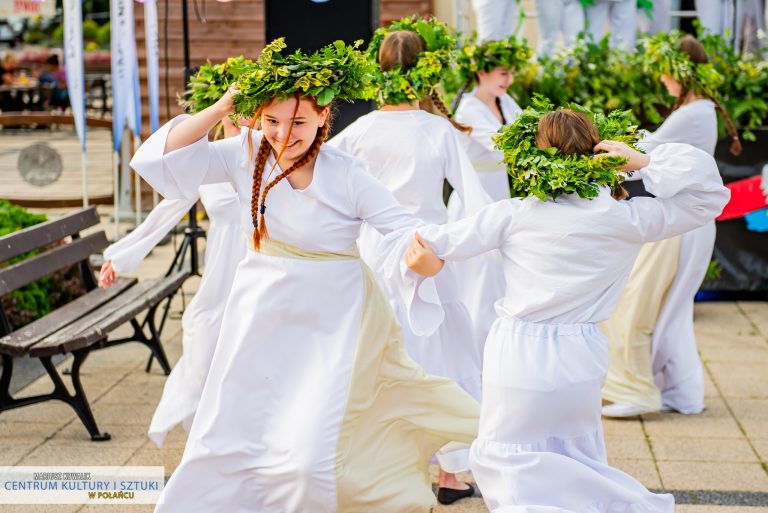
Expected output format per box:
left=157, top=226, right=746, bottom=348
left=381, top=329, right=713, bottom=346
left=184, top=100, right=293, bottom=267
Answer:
left=110, top=0, right=134, bottom=153
left=143, top=0, right=160, bottom=134
left=110, top=0, right=136, bottom=238
left=63, top=0, right=88, bottom=206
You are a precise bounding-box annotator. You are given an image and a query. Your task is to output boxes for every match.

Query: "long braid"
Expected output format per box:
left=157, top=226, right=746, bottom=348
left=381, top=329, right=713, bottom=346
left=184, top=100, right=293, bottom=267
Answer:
left=713, top=98, right=743, bottom=156
left=424, top=90, right=472, bottom=133
left=250, top=136, right=271, bottom=250
left=252, top=122, right=330, bottom=250
left=451, top=79, right=472, bottom=116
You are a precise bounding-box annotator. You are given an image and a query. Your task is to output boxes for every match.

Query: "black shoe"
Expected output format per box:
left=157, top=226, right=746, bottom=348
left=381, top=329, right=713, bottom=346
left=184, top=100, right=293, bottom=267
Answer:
left=437, top=484, right=475, bottom=505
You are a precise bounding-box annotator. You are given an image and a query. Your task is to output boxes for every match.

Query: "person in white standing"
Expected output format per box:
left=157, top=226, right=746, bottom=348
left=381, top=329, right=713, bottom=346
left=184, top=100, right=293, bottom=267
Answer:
left=586, top=0, right=638, bottom=49
left=534, top=0, right=585, bottom=55
left=131, top=40, right=480, bottom=513
left=398, top=107, right=729, bottom=513
left=330, top=22, right=490, bottom=505
left=601, top=34, right=742, bottom=417
left=471, top=0, right=521, bottom=42
left=449, top=35, right=529, bottom=351
left=100, top=116, right=245, bottom=447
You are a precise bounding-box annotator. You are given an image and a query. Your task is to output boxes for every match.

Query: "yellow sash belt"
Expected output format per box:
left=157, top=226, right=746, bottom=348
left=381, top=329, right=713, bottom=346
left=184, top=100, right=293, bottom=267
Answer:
left=247, top=237, right=359, bottom=261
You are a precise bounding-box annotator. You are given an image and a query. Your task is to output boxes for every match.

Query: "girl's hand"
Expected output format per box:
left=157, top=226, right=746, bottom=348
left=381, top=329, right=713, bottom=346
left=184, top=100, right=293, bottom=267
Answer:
left=594, top=140, right=650, bottom=172
left=99, top=261, right=117, bottom=289
left=404, top=232, right=445, bottom=277
left=214, top=84, right=240, bottom=116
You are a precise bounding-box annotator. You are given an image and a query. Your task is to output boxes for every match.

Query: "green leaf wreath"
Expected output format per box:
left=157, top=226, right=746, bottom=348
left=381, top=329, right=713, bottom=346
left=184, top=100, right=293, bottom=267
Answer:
left=455, top=34, right=533, bottom=90
left=495, top=96, right=640, bottom=201
left=366, top=15, right=458, bottom=105
left=179, top=56, right=255, bottom=113
left=234, top=38, right=375, bottom=117
left=642, top=31, right=724, bottom=100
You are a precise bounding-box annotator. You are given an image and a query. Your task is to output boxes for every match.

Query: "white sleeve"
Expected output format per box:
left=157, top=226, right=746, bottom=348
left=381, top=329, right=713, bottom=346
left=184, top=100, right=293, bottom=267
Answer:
left=348, top=165, right=444, bottom=337
left=442, top=127, right=493, bottom=215
left=130, top=115, right=242, bottom=200
left=625, top=143, right=730, bottom=243
left=416, top=199, right=520, bottom=260
left=103, top=197, right=197, bottom=274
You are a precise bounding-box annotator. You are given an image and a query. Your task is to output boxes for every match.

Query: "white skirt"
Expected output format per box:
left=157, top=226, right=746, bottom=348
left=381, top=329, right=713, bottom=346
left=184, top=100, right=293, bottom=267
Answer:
left=470, top=315, right=674, bottom=513
left=154, top=242, right=479, bottom=513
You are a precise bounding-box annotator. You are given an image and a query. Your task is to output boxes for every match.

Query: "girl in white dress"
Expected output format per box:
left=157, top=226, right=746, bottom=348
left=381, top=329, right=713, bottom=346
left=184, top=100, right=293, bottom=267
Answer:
left=100, top=117, right=245, bottom=447
left=330, top=27, right=490, bottom=504
left=131, top=40, right=479, bottom=513
left=398, top=108, right=729, bottom=513
left=601, top=34, right=743, bottom=417
left=449, top=36, right=529, bottom=346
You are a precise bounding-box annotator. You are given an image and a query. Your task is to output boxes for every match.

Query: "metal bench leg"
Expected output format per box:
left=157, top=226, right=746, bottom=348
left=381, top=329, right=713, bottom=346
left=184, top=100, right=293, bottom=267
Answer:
left=40, top=351, right=111, bottom=442
left=0, top=354, right=14, bottom=408
left=146, top=307, right=171, bottom=376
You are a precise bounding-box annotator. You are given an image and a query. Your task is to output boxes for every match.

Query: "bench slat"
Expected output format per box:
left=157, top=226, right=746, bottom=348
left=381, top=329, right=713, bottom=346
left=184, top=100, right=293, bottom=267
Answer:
left=0, top=207, right=100, bottom=262
left=31, top=271, right=190, bottom=357
left=0, top=277, right=137, bottom=357
left=0, top=232, right=108, bottom=296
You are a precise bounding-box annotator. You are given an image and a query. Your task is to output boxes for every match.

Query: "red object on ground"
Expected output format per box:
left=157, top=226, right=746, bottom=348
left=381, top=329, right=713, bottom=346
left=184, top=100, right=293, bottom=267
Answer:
left=717, top=175, right=767, bottom=221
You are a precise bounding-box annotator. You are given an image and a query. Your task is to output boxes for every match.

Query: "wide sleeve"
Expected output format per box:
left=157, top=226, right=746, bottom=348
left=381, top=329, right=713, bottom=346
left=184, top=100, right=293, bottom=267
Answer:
left=103, top=197, right=198, bottom=274
left=625, top=143, right=730, bottom=243
left=415, top=199, right=520, bottom=261
left=348, top=164, right=444, bottom=337
left=130, top=115, right=242, bottom=200
left=441, top=127, right=493, bottom=215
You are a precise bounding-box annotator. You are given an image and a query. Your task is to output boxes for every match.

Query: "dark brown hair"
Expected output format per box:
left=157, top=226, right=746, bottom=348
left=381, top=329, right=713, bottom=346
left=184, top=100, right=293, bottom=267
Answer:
left=379, top=31, right=471, bottom=133
left=536, top=110, right=627, bottom=200
left=248, top=95, right=330, bottom=250
left=673, top=35, right=741, bottom=156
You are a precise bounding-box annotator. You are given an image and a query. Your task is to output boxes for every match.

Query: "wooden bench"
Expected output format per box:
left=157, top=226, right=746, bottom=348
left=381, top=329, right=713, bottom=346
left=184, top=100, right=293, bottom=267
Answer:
left=0, top=207, right=190, bottom=441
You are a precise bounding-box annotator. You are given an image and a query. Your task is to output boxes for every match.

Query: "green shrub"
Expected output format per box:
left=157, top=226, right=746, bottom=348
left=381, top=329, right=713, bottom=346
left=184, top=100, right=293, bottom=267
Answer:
left=96, top=23, right=110, bottom=49
left=82, top=19, right=100, bottom=42
left=0, top=202, right=86, bottom=331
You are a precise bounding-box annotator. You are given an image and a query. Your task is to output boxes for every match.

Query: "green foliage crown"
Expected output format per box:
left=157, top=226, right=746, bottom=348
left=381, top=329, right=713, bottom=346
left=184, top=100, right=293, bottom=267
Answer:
left=180, top=56, right=255, bottom=113
left=495, top=96, right=640, bottom=201
left=235, top=38, right=374, bottom=117
left=456, top=34, right=533, bottom=88
left=180, top=39, right=374, bottom=116
left=366, top=15, right=458, bottom=105
left=642, top=31, right=724, bottom=99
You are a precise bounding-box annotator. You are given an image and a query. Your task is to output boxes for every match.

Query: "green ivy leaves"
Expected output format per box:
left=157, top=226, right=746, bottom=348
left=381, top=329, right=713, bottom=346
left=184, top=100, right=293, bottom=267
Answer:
left=495, top=96, right=640, bottom=201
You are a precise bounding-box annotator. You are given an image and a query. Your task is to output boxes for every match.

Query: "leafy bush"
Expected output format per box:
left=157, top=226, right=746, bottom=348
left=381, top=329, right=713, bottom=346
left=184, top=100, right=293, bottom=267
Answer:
left=508, top=32, right=768, bottom=134
left=0, top=202, right=86, bottom=331
left=82, top=19, right=100, bottom=42
left=96, top=22, right=110, bottom=49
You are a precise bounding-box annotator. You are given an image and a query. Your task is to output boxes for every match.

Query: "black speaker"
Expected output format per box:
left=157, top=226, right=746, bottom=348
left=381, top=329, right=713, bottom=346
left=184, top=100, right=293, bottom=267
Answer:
left=265, top=0, right=380, bottom=135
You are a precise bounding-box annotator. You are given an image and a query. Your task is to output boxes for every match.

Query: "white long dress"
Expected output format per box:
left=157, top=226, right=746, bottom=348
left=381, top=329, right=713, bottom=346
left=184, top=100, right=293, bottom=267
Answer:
left=104, top=184, right=244, bottom=447
left=384, top=144, right=729, bottom=512
left=451, top=92, right=522, bottom=347
left=602, top=99, right=718, bottom=414
left=330, top=109, right=491, bottom=405
left=131, top=116, right=480, bottom=513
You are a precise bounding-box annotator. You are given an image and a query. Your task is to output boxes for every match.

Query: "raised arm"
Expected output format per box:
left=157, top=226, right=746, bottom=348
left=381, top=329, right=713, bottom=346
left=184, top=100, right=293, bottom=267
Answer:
left=131, top=93, right=245, bottom=200
left=623, top=143, right=729, bottom=242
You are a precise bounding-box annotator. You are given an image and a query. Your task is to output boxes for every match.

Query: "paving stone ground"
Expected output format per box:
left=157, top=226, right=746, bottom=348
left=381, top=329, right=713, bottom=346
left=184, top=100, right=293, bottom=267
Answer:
left=1, top=208, right=767, bottom=512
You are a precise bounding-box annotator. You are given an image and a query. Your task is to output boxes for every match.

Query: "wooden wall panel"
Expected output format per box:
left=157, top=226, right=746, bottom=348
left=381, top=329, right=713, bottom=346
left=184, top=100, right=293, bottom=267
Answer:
left=135, top=0, right=432, bottom=136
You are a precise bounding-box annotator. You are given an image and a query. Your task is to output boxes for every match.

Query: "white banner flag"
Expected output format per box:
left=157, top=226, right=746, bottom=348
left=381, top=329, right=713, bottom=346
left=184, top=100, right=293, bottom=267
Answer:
left=143, top=0, right=160, bottom=133
left=63, top=0, right=85, bottom=152
left=110, top=0, right=139, bottom=151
